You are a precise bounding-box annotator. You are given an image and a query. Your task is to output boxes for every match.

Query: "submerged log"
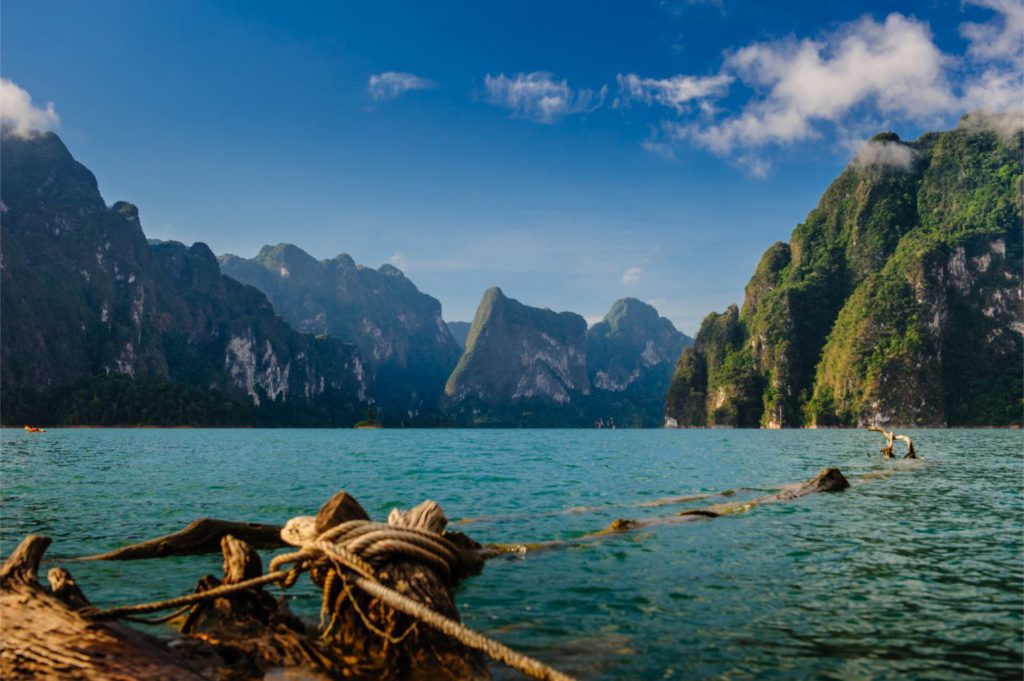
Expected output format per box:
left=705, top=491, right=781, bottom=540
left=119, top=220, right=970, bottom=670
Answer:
left=80, top=518, right=285, bottom=560
left=867, top=426, right=916, bottom=459
left=770, top=467, right=850, bottom=500
left=0, top=535, right=217, bottom=680
left=512, top=467, right=852, bottom=549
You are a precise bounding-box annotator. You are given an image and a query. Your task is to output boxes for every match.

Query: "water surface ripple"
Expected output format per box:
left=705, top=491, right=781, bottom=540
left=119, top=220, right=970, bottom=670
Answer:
left=1, top=428, right=1021, bottom=679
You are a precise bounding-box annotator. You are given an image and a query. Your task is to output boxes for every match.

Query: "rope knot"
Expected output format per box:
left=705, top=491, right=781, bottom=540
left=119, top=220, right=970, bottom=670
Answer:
left=271, top=516, right=463, bottom=585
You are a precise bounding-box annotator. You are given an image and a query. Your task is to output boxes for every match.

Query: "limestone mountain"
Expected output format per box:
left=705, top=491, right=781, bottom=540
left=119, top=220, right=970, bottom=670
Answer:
left=0, top=130, right=368, bottom=426
left=665, top=116, right=1023, bottom=428
left=442, top=291, right=688, bottom=426
left=585, top=298, right=692, bottom=426
left=218, top=245, right=461, bottom=415
left=442, top=288, right=590, bottom=425
left=587, top=298, right=691, bottom=393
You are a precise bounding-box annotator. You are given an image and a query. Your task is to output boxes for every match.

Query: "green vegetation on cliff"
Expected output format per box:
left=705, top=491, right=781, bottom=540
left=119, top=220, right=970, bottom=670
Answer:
left=666, top=115, right=1023, bottom=428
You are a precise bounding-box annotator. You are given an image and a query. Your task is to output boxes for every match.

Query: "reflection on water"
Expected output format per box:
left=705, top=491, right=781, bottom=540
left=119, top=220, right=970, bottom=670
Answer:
left=2, top=428, right=1021, bottom=679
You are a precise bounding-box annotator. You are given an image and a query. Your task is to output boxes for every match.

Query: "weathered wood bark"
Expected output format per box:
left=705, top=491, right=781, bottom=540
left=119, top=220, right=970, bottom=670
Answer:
left=178, top=534, right=327, bottom=677
left=315, top=496, right=490, bottom=681
left=80, top=518, right=285, bottom=560
left=867, top=426, right=916, bottom=459
left=317, top=490, right=371, bottom=533
left=1, top=535, right=216, bottom=680
left=47, top=567, right=92, bottom=611
left=770, top=467, right=850, bottom=500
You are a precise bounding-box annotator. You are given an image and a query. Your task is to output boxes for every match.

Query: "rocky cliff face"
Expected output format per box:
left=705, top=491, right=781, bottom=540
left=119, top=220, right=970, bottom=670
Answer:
left=665, top=116, right=1023, bottom=428
left=584, top=298, right=692, bottom=426
left=587, top=298, right=691, bottom=393
left=218, top=245, right=461, bottom=415
left=0, top=130, right=368, bottom=425
left=443, top=291, right=688, bottom=426
left=442, top=288, right=590, bottom=424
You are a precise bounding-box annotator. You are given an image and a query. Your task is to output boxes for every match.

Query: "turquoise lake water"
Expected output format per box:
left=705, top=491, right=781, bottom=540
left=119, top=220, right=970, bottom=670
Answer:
left=2, top=428, right=1022, bottom=679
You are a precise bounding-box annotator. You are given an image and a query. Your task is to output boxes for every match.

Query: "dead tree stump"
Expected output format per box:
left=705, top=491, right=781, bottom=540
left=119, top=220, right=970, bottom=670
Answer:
left=867, top=426, right=916, bottom=458
left=178, top=534, right=319, bottom=676
left=314, top=493, right=490, bottom=680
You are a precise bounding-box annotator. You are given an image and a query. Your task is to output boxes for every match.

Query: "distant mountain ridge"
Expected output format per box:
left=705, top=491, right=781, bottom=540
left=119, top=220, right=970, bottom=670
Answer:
left=665, top=116, right=1023, bottom=428
left=443, top=288, right=690, bottom=426
left=447, top=321, right=471, bottom=349
left=219, top=244, right=461, bottom=416
left=587, top=297, right=689, bottom=393
left=1, top=130, right=368, bottom=426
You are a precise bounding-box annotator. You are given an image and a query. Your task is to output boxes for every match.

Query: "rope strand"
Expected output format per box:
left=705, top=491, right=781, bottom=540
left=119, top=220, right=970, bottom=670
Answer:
left=84, top=518, right=575, bottom=681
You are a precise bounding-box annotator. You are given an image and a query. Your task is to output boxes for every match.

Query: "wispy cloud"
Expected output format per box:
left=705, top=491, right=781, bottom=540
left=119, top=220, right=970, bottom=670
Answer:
left=621, top=266, right=643, bottom=285
left=0, top=79, right=59, bottom=138
left=388, top=252, right=408, bottom=271
left=616, top=73, right=732, bottom=113
left=852, top=139, right=921, bottom=171
left=368, top=71, right=435, bottom=101
left=484, top=72, right=606, bottom=123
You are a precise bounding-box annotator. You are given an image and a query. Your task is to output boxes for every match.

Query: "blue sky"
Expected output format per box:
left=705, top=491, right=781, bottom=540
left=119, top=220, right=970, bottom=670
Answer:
left=2, top=0, right=1021, bottom=334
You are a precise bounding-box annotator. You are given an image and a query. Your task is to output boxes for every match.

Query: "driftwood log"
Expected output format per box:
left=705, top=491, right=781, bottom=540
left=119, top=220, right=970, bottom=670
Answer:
left=867, top=426, right=916, bottom=459
left=0, top=535, right=222, bottom=679
left=80, top=518, right=285, bottom=561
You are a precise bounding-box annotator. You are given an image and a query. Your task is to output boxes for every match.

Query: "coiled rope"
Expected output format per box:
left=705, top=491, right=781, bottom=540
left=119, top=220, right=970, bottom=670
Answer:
left=84, top=518, right=575, bottom=681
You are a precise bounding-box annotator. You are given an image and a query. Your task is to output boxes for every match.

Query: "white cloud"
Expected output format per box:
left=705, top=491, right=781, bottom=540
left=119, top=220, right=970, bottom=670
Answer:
left=737, top=153, right=772, bottom=178
left=961, top=69, right=1024, bottom=117
left=682, top=14, right=954, bottom=155
left=852, top=139, right=920, bottom=171
left=389, top=252, right=408, bottom=271
left=368, top=72, right=435, bottom=101
left=958, top=109, right=1024, bottom=140
left=958, top=1, right=1024, bottom=120
left=484, top=72, right=606, bottom=123
left=961, top=0, right=1023, bottom=63
left=0, top=79, right=59, bottom=138
left=632, top=5, right=1024, bottom=173
left=616, top=73, right=733, bottom=113
left=622, top=266, right=643, bottom=285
